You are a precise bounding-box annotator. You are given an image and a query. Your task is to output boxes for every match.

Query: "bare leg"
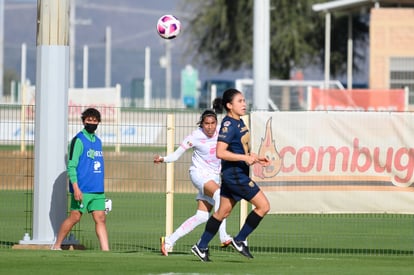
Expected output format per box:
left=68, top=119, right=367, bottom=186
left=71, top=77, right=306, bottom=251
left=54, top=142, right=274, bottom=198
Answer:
left=92, top=210, right=109, bottom=251
left=52, top=210, right=82, bottom=249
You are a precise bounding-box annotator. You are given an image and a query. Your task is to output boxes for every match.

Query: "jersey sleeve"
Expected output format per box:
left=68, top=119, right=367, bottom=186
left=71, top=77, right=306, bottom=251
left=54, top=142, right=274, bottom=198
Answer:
left=67, top=137, right=83, bottom=184
left=163, top=131, right=195, bottom=162
left=163, top=146, right=186, bottom=163
left=218, top=119, right=236, bottom=144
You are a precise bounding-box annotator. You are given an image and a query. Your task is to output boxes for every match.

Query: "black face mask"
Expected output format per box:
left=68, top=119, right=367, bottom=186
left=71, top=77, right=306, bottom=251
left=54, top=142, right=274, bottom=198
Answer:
left=84, top=123, right=98, bottom=133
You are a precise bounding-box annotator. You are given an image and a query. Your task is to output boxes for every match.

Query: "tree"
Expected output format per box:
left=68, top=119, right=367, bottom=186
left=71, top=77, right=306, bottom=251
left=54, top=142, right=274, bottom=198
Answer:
left=182, top=0, right=368, bottom=79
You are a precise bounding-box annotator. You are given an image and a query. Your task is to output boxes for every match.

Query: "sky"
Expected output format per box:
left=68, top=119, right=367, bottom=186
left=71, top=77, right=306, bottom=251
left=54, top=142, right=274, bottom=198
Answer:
left=3, top=0, right=368, bottom=101
left=4, top=0, right=249, bottom=100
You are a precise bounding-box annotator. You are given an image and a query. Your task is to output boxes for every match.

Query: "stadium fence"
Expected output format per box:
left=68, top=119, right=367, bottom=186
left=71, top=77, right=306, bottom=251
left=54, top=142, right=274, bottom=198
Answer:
left=1, top=104, right=414, bottom=255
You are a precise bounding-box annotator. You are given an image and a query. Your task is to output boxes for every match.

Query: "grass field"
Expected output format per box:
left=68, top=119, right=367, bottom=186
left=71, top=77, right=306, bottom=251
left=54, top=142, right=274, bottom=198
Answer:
left=2, top=190, right=414, bottom=274
left=1, top=249, right=414, bottom=274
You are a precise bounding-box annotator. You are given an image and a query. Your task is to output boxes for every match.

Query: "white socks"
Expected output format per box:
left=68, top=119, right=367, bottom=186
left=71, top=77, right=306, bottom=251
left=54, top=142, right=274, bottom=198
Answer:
left=213, top=189, right=231, bottom=243
left=166, top=210, right=209, bottom=246
left=165, top=189, right=232, bottom=247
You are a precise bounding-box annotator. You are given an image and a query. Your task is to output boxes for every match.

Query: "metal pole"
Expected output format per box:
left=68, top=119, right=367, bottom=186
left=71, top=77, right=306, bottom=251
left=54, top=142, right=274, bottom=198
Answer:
left=69, top=0, right=76, bottom=88
left=83, top=45, right=88, bottom=88
left=165, top=40, right=171, bottom=108
left=144, top=46, right=152, bottom=108
left=20, top=43, right=26, bottom=153
left=0, top=0, right=4, bottom=102
left=253, top=0, right=270, bottom=110
left=105, top=26, right=111, bottom=87
left=347, top=14, right=353, bottom=90
left=324, top=12, right=331, bottom=89
left=19, top=0, right=70, bottom=246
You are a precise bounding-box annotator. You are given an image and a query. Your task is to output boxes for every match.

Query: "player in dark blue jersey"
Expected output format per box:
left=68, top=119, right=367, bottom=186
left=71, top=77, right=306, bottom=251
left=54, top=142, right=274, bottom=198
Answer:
left=192, top=89, right=270, bottom=261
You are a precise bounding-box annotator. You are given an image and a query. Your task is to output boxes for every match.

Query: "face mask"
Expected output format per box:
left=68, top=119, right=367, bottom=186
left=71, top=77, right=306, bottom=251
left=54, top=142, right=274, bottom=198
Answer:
left=84, top=123, right=98, bottom=133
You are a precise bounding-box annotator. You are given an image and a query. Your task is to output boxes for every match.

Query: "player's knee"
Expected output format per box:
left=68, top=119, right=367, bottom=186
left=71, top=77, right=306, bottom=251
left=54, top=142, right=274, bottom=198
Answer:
left=195, top=210, right=209, bottom=223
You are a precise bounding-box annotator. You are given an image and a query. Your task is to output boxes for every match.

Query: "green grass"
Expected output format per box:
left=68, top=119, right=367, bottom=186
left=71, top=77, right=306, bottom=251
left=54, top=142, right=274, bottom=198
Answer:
left=2, top=190, right=414, bottom=274
left=2, top=191, right=414, bottom=254
left=1, top=249, right=414, bottom=275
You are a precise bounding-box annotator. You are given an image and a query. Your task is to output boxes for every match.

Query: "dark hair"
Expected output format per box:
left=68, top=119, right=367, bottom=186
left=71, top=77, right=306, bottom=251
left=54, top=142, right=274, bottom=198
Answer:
left=222, top=88, right=242, bottom=112
left=81, top=108, right=101, bottom=122
left=212, top=97, right=223, bottom=114
left=197, top=109, right=217, bottom=127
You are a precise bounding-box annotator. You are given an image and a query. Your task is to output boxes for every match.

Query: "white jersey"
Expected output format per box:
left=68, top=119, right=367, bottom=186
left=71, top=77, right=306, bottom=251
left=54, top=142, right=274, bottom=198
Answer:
left=163, top=126, right=221, bottom=175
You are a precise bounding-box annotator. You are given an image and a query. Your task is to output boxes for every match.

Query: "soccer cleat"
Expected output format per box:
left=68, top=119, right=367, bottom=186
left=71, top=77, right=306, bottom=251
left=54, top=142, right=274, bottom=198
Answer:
left=220, top=239, right=232, bottom=248
left=191, top=244, right=211, bottom=262
left=160, top=236, right=168, bottom=256
left=231, top=239, right=254, bottom=259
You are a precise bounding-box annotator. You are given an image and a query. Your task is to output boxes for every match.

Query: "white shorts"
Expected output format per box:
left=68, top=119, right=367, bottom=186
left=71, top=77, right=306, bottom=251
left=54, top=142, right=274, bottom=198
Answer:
left=189, top=169, right=220, bottom=206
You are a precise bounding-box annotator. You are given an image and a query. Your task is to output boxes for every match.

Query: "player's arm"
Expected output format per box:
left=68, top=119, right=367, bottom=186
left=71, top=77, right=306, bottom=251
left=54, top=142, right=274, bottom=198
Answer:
left=216, top=141, right=251, bottom=163
left=67, top=138, right=83, bottom=184
left=67, top=138, right=83, bottom=201
left=154, top=146, right=186, bottom=164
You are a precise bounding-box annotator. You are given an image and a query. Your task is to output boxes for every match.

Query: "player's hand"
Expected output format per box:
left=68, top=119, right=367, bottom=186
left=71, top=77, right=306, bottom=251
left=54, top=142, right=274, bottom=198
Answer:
left=257, top=156, right=270, bottom=166
left=153, top=155, right=163, bottom=164
left=245, top=154, right=257, bottom=166
left=249, top=153, right=270, bottom=166
left=72, top=184, right=83, bottom=201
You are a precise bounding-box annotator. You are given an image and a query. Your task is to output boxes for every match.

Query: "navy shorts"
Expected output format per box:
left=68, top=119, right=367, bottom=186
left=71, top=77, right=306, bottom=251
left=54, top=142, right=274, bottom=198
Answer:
left=220, top=179, right=260, bottom=202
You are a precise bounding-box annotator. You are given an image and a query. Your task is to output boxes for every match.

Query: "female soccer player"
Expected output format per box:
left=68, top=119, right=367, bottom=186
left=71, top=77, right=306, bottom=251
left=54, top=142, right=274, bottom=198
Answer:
left=154, top=109, right=232, bottom=256
left=191, top=89, right=270, bottom=262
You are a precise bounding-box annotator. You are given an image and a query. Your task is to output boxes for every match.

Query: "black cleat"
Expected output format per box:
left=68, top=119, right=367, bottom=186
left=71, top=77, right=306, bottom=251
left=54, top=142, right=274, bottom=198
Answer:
left=191, top=244, right=211, bottom=262
left=231, top=239, right=254, bottom=259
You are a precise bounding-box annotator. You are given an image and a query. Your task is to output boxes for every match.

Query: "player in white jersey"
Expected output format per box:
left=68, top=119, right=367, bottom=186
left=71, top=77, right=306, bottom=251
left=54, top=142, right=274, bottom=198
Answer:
left=154, top=109, right=232, bottom=256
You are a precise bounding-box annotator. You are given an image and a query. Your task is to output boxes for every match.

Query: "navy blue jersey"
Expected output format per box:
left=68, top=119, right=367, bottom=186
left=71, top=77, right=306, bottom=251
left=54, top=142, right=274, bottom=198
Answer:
left=218, top=116, right=251, bottom=185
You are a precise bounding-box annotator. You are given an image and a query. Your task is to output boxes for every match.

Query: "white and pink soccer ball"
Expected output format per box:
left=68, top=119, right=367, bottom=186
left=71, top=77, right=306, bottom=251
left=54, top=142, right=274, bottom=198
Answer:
left=156, top=14, right=181, bottom=39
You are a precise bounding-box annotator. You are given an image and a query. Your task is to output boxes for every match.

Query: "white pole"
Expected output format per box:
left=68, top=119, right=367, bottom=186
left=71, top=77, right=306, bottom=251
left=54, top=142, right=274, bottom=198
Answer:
left=105, top=26, right=111, bottom=87
left=253, top=0, right=270, bottom=110
left=324, top=12, right=331, bottom=89
left=0, top=0, right=4, bottom=102
left=165, top=40, right=171, bottom=108
left=83, top=45, right=88, bottom=88
left=19, top=0, right=70, bottom=246
left=144, top=46, right=152, bottom=108
left=210, top=84, right=217, bottom=108
left=347, top=14, right=353, bottom=90
left=69, top=0, right=76, bottom=88
left=20, top=43, right=27, bottom=102
left=20, top=43, right=27, bottom=153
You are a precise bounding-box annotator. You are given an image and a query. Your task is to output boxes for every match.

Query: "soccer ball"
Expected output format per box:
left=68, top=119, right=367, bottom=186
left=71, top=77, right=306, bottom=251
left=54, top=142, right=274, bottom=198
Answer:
left=156, top=14, right=181, bottom=39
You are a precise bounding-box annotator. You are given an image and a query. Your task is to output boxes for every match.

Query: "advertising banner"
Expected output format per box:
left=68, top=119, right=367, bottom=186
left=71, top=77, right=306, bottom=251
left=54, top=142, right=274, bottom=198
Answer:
left=250, top=111, right=414, bottom=213
left=68, top=85, right=121, bottom=121
left=308, top=88, right=407, bottom=111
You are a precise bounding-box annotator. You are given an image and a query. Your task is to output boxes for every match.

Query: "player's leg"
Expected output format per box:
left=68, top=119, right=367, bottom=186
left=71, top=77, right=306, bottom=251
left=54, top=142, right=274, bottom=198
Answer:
left=203, top=180, right=232, bottom=245
left=52, top=195, right=84, bottom=250
left=162, top=200, right=210, bottom=256
left=191, top=190, right=235, bottom=262
left=52, top=210, right=82, bottom=250
left=232, top=189, right=270, bottom=258
left=92, top=210, right=109, bottom=251
left=89, top=193, right=109, bottom=251
left=196, top=196, right=235, bottom=249
left=236, top=189, right=270, bottom=240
